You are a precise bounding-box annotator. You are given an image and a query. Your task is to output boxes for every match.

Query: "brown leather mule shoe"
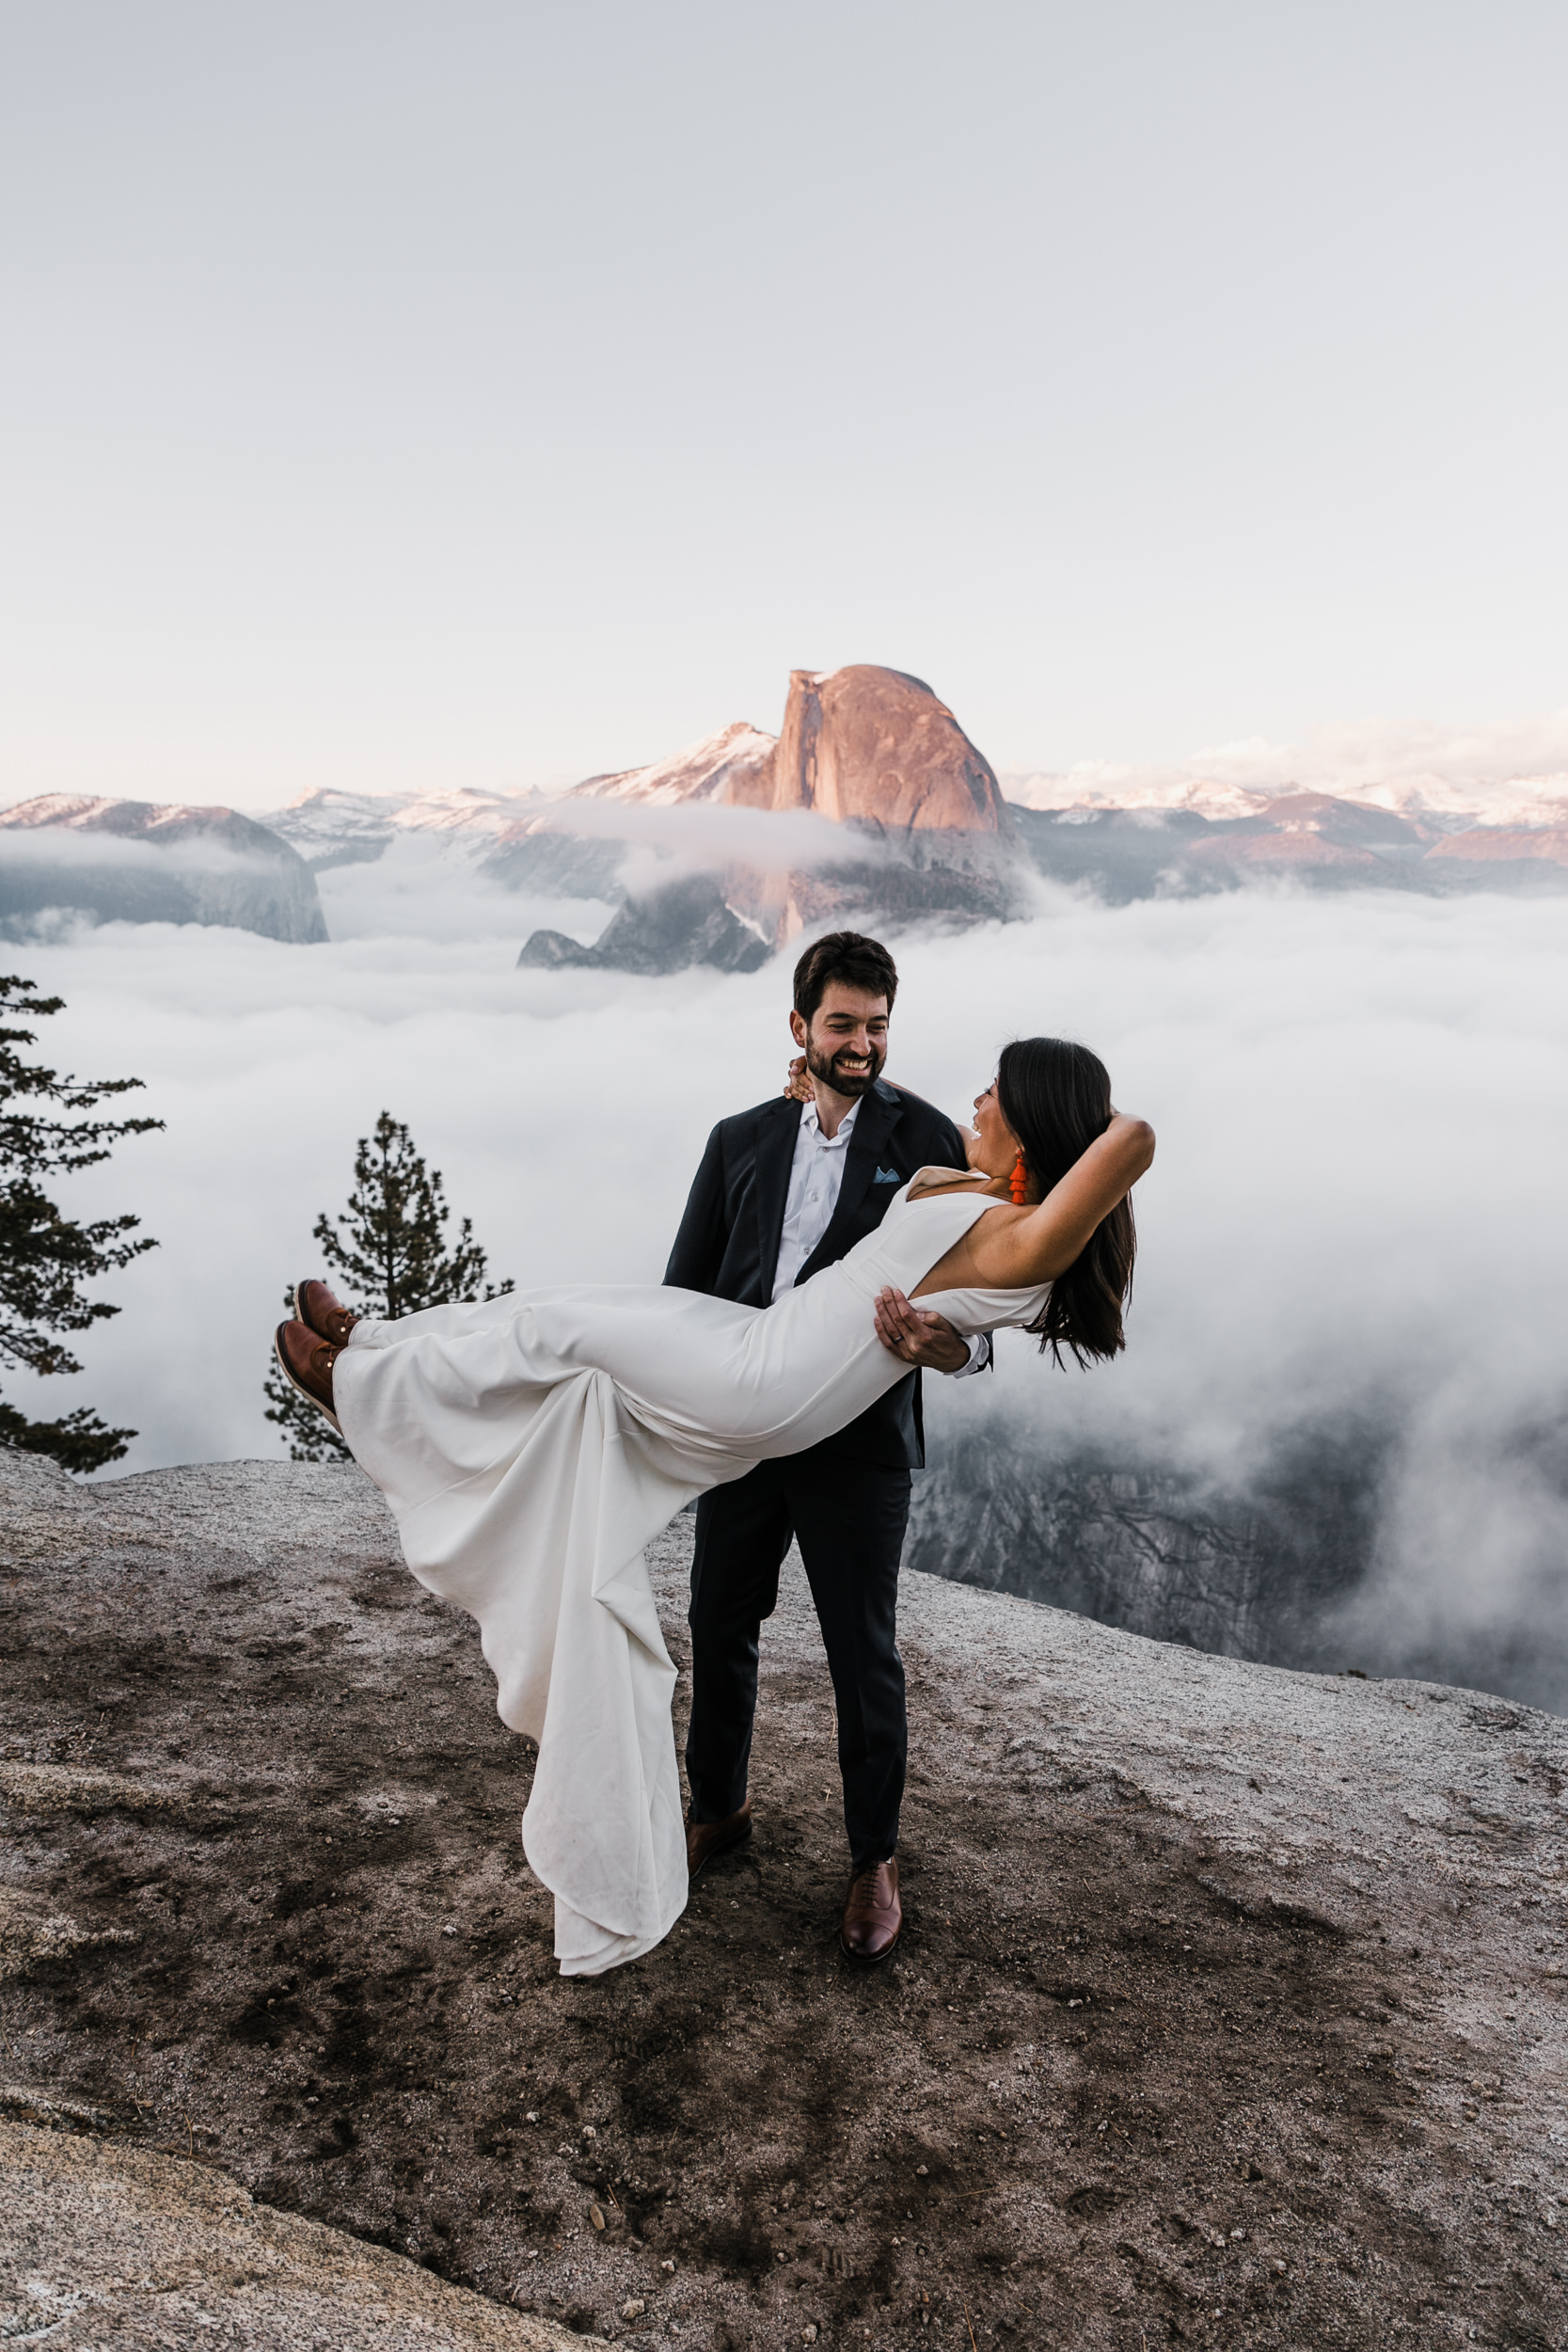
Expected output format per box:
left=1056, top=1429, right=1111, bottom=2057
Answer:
left=295, top=1279, right=359, bottom=1346
left=840, top=1856, right=901, bottom=1963
left=685, top=1799, right=752, bottom=1883
left=274, top=1321, right=344, bottom=1433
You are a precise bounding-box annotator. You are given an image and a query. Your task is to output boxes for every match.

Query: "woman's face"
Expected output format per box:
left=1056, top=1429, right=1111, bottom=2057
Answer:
left=968, top=1077, right=1022, bottom=1180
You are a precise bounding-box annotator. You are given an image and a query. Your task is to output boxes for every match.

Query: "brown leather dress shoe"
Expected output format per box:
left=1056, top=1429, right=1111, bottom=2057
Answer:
left=295, top=1279, right=360, bottom=1346
left=685, top=1798, right=752, bottom=1883
left=274, top=1321, right=344, bottom=1433
left=840, top=1856, right=901, bottom=1963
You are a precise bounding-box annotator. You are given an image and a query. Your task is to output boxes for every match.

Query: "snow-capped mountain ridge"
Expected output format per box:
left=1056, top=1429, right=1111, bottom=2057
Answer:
left=568, top=722, right=779, bottom=810
left=11, top=684, right=1568, bottom=957
left=1006, top=709, right=1568, bottom=828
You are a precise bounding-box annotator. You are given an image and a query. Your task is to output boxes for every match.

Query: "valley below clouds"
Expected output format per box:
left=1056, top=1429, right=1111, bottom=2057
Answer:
left=8, top=874, right=1568, bottom=1717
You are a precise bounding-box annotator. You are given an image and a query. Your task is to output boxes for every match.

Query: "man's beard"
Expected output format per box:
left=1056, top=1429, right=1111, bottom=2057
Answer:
left=806, top=1038, right=885, bottom=1098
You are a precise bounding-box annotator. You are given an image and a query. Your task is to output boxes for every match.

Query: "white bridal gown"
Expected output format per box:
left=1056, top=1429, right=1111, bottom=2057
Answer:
left=333, top=1180, right=1050, bottom=1977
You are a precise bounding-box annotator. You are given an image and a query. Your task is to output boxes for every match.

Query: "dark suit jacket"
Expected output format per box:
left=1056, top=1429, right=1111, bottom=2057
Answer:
left=663, top=1076, right=973, bottom=1468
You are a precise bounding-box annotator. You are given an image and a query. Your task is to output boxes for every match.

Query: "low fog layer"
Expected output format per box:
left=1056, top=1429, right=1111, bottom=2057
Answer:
left=8, top=884, right=1567, bottom=1710
left=312, top=837, right=618, bottom=946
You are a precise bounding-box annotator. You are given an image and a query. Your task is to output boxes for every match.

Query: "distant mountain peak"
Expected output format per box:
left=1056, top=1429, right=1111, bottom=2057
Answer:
left=771, top=665, right=1011, bottom=834
left=568, top=720, right=778, bottom=810
left=562, top=665, right=1009, bottom=837
left=1, top=792, right=243, bottom=834
left=0, top=793, right=328, bottom=944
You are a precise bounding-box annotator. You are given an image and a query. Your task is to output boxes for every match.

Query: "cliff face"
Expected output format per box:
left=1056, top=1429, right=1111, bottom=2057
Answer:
left=4, top=1448, right=1565, bottom=2351
left=748, top=667, right=1012, bottom=834
left=906, top=1429, right=1383, bottom=1674
left=0, top=795, right=329, bottom=944
left=908, top=1412, right=1568, bottom=1720
left=517, top=873, right=769, bottom=977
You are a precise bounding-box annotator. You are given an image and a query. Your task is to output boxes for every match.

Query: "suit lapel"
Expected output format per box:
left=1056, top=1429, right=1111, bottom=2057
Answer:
left=797, top=1080, right=901, bottom=1285
left=753, top=1096, right=801, bottom=1295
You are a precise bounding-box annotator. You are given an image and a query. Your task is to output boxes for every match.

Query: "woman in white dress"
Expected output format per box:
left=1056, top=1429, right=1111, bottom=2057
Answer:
left=274, top=1039, right=1153, bottom=1976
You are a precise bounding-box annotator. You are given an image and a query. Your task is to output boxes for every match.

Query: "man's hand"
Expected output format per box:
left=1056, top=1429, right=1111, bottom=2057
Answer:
left=873, top=1285, right=973, bottom=1373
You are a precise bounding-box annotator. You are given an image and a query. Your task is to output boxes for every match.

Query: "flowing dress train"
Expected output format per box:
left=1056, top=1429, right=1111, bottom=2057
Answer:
left=333, top=1182, right=1049, bottom=1975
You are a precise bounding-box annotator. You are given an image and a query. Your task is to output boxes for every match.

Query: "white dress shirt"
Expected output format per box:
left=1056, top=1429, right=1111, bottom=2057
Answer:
left=771, top=1098, right=990, bottom=1375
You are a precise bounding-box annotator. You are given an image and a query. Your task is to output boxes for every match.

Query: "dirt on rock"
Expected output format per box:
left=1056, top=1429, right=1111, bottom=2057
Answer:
left=2, top=1451, right=1566, bottom=2350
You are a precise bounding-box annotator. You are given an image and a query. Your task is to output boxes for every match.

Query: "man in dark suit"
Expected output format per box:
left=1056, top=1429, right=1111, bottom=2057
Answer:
left=663, top=930, right=989, bottom=1963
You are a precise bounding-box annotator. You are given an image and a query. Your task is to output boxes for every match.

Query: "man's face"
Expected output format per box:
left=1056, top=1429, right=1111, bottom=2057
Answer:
left=790, top=981, right=890, bottom=1100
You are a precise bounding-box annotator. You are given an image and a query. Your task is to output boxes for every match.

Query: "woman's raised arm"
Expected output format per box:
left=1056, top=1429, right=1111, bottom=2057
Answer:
left=954, top=1114, right=1154, bottom=1292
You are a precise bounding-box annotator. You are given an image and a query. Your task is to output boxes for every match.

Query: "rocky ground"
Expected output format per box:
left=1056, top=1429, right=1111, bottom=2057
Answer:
left=2, top=2112, right=579, bottom=2350
left=3, top=1447, right=1566, bottom=2350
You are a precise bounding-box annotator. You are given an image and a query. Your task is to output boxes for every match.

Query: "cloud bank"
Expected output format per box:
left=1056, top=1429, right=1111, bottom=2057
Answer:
left=7, top=882, right=1566, bottom=1708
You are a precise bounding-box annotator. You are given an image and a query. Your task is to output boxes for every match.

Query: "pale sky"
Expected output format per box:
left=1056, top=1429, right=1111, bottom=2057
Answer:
left=3, top=1, right=1565, bottom=809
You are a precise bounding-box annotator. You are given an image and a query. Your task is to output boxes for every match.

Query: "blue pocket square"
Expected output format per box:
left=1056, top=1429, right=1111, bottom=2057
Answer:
left=873, top=1167, right=902, bottom=1184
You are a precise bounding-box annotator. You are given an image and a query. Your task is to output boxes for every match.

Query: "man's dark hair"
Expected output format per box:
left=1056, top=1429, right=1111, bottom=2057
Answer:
left=792, top=932, right=899, bottom=1025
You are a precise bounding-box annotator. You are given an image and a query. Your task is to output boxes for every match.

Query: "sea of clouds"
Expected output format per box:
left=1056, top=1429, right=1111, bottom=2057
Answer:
left=7, top=871, right=1567, bottom=1710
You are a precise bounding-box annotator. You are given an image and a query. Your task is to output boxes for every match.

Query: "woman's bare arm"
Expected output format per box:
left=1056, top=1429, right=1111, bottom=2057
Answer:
left=911, top=1115, right=1155, bottom=1297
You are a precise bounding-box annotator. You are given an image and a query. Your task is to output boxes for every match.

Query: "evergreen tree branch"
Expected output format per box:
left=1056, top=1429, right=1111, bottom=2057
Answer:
left=0, top=1398, right=135, bottom=1474
left=0, top=974, right=160, bottom=1467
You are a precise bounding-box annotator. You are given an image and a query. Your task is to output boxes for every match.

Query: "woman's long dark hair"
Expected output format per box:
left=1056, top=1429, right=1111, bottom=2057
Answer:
left=996, top=1037, right=1134, bottom=1368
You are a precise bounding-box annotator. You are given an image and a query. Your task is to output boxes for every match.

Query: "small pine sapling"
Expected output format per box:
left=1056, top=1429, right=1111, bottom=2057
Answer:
left=265, top=1111, right=513, bottom=1462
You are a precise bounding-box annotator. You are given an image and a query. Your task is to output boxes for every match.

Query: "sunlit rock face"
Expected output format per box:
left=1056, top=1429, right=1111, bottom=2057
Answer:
left=0, top=796, right=328, bottom=944
left=518, top=665, right=1025, bottom=974
left=766, top=665, right=1013, bottom=834
left=567, top=670, right=1012, bottom=834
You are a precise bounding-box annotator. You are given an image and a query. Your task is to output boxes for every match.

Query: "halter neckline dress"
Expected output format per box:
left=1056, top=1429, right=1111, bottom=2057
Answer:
left=334, top=1179, right=1051, bottom=1974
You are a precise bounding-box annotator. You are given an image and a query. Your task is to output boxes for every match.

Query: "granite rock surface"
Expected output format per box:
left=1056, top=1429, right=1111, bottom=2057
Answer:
left=2, top=1446, right=1565, bottom=2349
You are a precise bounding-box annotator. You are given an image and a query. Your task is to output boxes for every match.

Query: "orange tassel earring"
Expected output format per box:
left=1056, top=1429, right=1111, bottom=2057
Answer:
left=1010, top=1149, right=1029, bottom=1205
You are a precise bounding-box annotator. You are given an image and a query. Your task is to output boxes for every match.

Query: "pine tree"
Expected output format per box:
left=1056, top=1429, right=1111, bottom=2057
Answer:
left=265, top=1111, right=513, bottom=1462
left=0, top=974, right=162, bottom=1473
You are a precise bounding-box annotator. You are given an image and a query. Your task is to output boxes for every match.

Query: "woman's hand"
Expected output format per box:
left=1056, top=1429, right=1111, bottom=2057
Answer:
left=873, top=1286, right=974, bottom=1372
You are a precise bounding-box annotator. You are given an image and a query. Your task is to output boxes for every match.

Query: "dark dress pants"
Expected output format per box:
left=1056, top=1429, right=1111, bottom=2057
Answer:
left=685, top=1446, right=911, bottom=1870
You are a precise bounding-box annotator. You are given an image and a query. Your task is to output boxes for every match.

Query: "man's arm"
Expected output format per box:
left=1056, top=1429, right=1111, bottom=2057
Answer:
left=663, top=1124, right=730, bottom=1294
left=873, top=1289, right=991, bottom=1374
left=776, top=1074, right=990, bottom=1371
